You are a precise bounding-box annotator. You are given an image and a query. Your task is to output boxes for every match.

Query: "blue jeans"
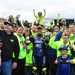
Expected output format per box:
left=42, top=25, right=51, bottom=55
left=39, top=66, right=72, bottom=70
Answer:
left=1, top=60, right=12, bottom=75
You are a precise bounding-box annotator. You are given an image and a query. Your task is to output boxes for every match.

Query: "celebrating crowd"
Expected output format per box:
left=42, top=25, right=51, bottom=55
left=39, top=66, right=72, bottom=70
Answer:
left=0, top=10, right=75, bottom=75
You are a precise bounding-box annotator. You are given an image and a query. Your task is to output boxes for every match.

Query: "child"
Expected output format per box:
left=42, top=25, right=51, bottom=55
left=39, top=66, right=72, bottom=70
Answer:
left=55, top=46, right=73, bottom=75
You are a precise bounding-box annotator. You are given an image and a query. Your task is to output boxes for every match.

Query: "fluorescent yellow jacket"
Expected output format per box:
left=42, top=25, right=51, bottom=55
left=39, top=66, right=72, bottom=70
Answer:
left=14, top=33, right=26, bottom=59
left=25, top=43, right=33, bottom=65
left=52, top=39, right=71, bottom=57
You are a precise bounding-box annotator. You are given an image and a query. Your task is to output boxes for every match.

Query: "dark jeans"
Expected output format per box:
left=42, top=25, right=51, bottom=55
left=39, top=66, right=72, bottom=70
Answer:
left=25, top=66, right=32, bottom=75
left=46, top=56, right=57, bottom=75
left=72, top=64, right=75, bottom=75
left=1, top=60, right=12, bottom=75
left=12, top=58, right=25, bottom=75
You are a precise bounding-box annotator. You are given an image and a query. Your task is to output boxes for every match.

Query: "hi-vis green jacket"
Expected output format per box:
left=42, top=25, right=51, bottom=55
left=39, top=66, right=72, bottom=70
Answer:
left=49, top=37, right=71, bottom=57
left=13, top=33, right=26, bottom=59
left=25, top=43, right=33, bottom=65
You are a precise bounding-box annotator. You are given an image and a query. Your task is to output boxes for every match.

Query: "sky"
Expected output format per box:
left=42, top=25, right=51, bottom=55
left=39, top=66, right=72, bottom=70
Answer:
left=0, top=0, right=75, bottom=21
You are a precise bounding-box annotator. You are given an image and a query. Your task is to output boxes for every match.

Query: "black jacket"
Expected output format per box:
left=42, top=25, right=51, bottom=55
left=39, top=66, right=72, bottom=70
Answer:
left=0, top=30, right=19, bottom=62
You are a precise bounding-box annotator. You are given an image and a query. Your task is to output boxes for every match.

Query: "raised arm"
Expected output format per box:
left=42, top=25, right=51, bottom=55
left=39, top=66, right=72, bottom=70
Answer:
left=33, top=9, right=37, bottom=18
left=43, top=9, right=46, bottom=17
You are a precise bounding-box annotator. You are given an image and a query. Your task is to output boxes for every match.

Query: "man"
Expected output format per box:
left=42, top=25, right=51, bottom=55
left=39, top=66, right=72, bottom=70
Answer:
left=0, top=38, right=3, bottom=75
left=31, top=25, right=38, bottom=37
left=0, top=23, right=19, bottom=75
left=25, top=37, right=33, bottom=75
left=48, top=31, right=62, bottom=75
left=13, top=27, right=26, bottom=75
left=68, top=24, right=75, bottom=75
left=33, top=9, right=46, bottom=26
left=31, top=31, right=46, bottom=75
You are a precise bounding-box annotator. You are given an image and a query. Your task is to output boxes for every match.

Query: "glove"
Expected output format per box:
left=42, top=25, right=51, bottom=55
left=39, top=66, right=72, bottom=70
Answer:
left=32, top=66, right=37, bottom=71
left=42, top=67, right=47, bottom=72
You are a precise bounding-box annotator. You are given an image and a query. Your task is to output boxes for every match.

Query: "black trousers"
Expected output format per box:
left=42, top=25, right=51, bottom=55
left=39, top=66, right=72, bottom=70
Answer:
left=72, top=64, right=75, bottom=75
left=12, top=58, right=25, bottom=75
left=46, top=56, right=57, bottom=75
left=25, top=66, right=32, bottom=75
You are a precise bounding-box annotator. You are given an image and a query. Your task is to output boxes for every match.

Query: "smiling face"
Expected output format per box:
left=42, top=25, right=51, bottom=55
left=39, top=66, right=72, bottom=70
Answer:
left=54, top=26, right=60, bottom=32
left=4, top=25, right=13, bottom=33
left=31, top=25, right=38, bottom=32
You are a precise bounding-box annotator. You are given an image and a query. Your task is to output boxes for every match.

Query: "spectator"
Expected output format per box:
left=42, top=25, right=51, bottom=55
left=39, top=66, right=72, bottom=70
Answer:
left=1, top=24, right=19, bottom=75
left=33, top=9, right=46, bottom=26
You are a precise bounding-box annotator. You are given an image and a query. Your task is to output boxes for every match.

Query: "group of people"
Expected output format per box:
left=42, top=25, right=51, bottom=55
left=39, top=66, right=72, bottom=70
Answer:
left=0, top=10, right=75, bottom=75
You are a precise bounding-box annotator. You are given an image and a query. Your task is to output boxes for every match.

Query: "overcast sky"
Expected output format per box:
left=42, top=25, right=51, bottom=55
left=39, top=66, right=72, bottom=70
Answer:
left=0, top=0, right=75, bottom=21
